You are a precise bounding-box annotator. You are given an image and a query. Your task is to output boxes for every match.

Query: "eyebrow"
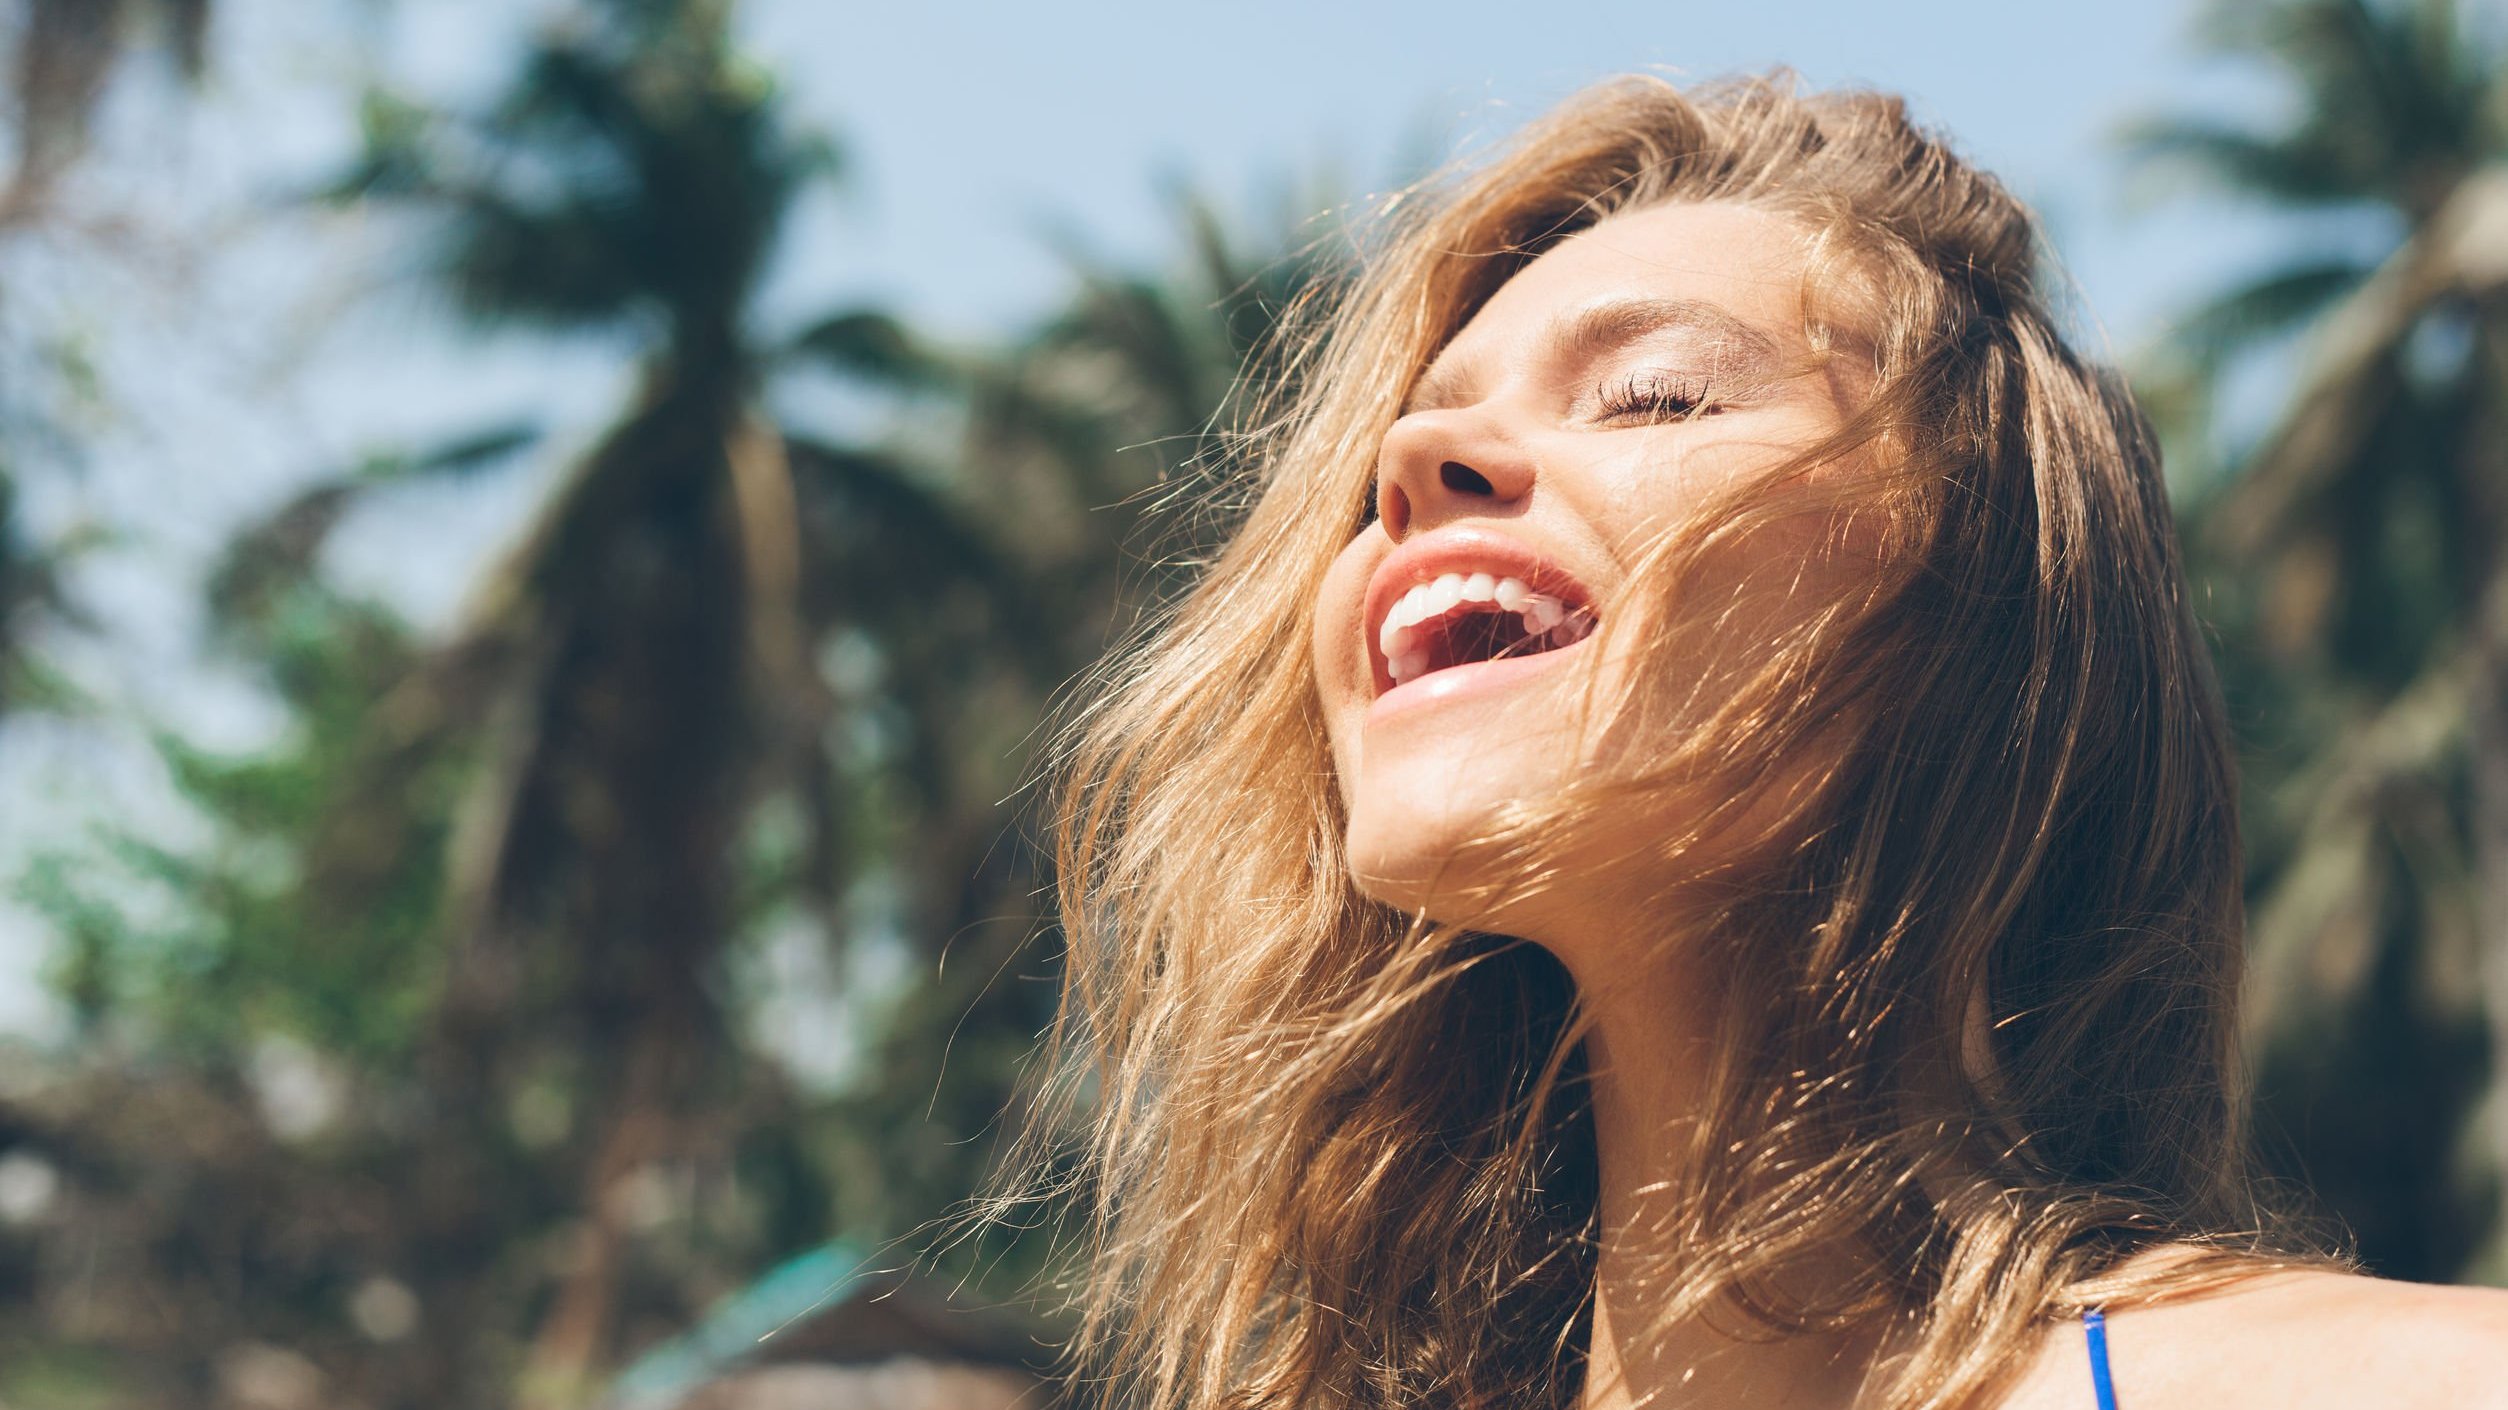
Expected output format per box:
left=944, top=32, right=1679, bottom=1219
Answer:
left=1403, top=295, right=1783, bottom=414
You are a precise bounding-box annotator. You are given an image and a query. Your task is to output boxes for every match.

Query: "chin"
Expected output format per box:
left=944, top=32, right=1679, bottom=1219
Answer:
left=1341, top=749, right=1581, bottom=938
left=1338, top=724, right=1750, bottom=969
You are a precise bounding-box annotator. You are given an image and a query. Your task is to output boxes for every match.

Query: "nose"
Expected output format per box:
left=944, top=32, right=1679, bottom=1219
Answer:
left=1372, top=407, right=1537, bottom=541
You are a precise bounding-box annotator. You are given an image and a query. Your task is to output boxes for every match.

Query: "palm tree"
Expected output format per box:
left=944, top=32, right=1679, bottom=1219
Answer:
left=15, top=20, right=1358, bottom=1385
left=832, top=178, right=1354, bottom=1229
left=2131, top=0, right=2508, bottom=1279
left=242, top=1, right=1029, bottom=1400
left=622, top=179, right=1363, bottom=1397
left=300, top=125, right=1354, bottom=1396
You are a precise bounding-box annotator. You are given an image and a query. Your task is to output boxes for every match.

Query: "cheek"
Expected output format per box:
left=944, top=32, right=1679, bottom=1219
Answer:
left=1571, top=438, right=1883, bottom=796
left=1568, top=432, right=1784, bottom=592
left=1309, top=533, right=1381, bottom=776
left=1585, top=420, right=1879, bottom=617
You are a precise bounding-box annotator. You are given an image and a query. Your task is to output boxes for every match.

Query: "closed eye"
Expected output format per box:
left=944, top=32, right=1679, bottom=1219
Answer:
left=1595, top=372, right=1718, bottom=424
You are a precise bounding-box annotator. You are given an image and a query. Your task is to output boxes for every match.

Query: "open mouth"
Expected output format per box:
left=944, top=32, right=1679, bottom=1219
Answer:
left=1375, top=572, right=1597, bottom=693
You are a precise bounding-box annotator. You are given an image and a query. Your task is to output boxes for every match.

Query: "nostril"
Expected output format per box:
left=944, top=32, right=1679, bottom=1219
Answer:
left=1439, top=461, right=1493, bottom=496
left=1382, top=484, right=1411, bottom=538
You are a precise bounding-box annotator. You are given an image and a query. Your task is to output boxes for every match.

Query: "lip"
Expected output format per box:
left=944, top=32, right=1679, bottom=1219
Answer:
left=1360, top=524, right=1600, bottom=703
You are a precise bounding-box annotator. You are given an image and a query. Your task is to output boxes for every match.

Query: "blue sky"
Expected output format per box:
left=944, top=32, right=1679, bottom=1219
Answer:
left=738, top=0, right=2272, bottom=345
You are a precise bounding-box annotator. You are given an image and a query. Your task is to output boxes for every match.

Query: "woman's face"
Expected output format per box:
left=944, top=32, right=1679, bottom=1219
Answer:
left=1310, top=199, right=1870, bottom=944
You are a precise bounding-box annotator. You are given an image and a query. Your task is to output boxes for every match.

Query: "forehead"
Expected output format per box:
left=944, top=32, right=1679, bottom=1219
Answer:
left=1425, top=200, right=1812, bottom=384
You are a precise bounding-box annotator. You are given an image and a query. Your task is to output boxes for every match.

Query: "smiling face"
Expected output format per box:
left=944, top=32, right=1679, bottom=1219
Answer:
left=1310, top=199, right=1874, bottom=950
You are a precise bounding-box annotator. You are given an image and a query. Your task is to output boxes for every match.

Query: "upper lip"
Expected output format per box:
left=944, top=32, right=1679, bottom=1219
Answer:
left=1361, top=525, right=1599, bottom=696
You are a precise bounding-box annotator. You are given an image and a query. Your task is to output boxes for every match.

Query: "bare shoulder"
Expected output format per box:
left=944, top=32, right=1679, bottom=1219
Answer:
left=2006, top=1267, right=2508, bottom=1410
left=2196, top=1270, right=2508, bottom=1405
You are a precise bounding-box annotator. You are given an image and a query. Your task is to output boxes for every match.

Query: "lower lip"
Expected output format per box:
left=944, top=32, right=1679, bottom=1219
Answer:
left=1364, top=637, right=1595, bottom=727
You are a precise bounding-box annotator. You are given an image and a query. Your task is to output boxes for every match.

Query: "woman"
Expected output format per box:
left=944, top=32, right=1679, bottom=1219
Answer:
left=1019, top=74, right=2508, bottom=1409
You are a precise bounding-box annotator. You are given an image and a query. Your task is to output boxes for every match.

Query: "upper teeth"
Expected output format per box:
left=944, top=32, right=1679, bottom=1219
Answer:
left=1378, top=571, right=1587, bottom=682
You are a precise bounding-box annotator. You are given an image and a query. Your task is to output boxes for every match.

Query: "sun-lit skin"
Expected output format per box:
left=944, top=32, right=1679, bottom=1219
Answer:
left=1310, top=199, right=1867, bottom=956
left=1304, top=200, right=2508, bottom=1410
left=1311, top=198, right=1897, bottom=1408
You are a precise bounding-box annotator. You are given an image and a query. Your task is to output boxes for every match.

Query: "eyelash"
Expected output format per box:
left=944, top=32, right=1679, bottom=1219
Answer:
left=1597, top=373, right=1717, bottom=423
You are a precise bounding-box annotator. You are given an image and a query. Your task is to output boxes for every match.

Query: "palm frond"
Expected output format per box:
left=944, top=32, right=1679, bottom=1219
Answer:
left=777, top=309, right=943, bottom=388
left=206, top=482, right=358, bottom=631
left=796, top=435, right=1079, bottom=705
left=2218, top=169, right=2508, bottom=557
left=2245, top=652, right=2465, bottom=1034
left=2163, top=258, right=2375, bottom=372
left=207, top=424, right=544, bottom=632
left=353, top=421, right=545, bottom=484
left=2164, top=0, right=2501, bottom=220
left=784, top=439, right=1028, bottom=600
left=445, top=184, right=653, bottom=329
left=313, top=89, right=440, bottom=204
left=327, top=17, right=835, bottom=345
left=2121, top=115, right=2379, bottom=209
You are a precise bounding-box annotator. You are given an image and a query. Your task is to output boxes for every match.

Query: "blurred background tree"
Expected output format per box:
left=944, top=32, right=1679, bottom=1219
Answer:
left=0, top=0, right=2499, bottom=1405
left=2130, top=0, right=2508, bottom=1282
left=0, top=0, right=1345, bottom=1404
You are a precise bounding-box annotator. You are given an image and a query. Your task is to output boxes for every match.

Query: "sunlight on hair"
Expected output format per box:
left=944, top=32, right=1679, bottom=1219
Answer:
left=981, top=69, right=2342, bottom=1410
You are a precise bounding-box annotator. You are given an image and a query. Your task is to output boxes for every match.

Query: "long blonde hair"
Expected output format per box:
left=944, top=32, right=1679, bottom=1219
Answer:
left=1017, top=72, right=2329, bottom=1410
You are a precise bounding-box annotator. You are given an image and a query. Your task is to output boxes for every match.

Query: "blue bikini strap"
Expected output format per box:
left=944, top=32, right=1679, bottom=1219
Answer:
left=2082, top=1307, right=2118, bottom=1410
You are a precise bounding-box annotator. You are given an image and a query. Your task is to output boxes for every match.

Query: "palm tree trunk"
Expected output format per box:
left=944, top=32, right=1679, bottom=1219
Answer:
left=517, top=1031, right=688, bottom=1410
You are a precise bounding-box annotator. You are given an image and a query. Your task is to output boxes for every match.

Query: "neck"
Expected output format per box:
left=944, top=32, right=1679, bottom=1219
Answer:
left=1570, top=965, right=1887, bottom=1410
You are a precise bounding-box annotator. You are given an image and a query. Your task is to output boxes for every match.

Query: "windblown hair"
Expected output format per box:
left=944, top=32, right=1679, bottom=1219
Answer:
left=1016, top=72, right=2329, bottom=1410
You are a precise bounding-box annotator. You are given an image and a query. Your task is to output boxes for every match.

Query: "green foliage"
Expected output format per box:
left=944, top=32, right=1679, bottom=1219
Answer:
left=327, top=0, right=834, bottom=343
left=21, top=586, right=457, bottom=1067
left=0, top=7, right=1366, bottom=1406
left=2127, top=0, right=2502, bottom=221
left=2135, top=0, right=2508, bottom=1281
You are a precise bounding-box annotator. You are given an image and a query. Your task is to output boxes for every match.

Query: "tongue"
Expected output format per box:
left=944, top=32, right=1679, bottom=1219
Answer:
left=1426, top=605, right=1570, bottom=674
